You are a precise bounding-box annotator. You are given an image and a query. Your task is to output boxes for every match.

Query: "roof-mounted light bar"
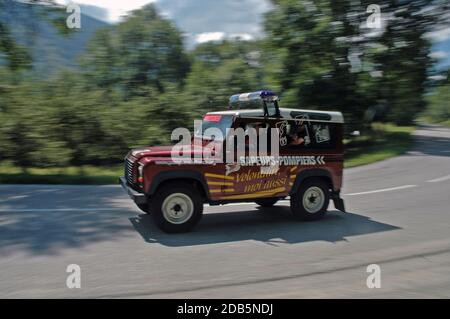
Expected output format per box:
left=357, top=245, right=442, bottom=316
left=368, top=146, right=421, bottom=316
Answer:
left=229, top=90, right=280, bottom=117
left=229, top=91, right=278, bottom=107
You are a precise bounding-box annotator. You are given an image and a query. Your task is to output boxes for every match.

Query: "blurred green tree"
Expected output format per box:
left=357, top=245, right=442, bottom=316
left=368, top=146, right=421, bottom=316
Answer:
left=1, top=1, right=449, bottom=170
left=264, top=0, right=447, bottom=126
left=264, top=0, right=369, bottom=129
left=182, top=40, right=263, bottom=119
left=80, top=4, right=190, bottom=99
left=425, top=76, right=450, bottom=123
left=0, top=22, right=32, bottom=73
left=372, top=0, right=442, bottom=125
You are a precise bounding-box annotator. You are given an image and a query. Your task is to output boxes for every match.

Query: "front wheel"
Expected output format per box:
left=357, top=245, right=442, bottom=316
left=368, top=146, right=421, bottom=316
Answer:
left=135, top=203, right=149, bottom=214
left=290, top=178, right=329, bottom=221
left=150, top=182, right=203, bottom=233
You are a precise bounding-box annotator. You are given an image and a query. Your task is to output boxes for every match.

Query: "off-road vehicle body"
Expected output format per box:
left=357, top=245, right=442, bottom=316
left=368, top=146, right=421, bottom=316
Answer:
left=120, top=91, right=345, bottom=233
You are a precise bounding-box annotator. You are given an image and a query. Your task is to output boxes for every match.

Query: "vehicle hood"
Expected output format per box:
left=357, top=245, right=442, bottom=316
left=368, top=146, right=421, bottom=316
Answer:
left=130, top=146, right=174, bottom=158
left=130, top=142, right=217, bottom=161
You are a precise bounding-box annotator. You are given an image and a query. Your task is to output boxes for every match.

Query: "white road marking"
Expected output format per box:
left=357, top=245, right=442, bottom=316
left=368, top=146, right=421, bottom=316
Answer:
left=427, top=174, right=450, bottom=183
left=344, top=185, right=417, bottom=196
left=1, top=181, right=440, bottom=211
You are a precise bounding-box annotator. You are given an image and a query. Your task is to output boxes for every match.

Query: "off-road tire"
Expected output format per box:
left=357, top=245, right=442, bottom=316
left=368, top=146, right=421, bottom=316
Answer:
left=135, top=203, right=149, bottom=214
left=290, top=178, right=329, bottom=221
left=150, top=182, right=203, bottom=233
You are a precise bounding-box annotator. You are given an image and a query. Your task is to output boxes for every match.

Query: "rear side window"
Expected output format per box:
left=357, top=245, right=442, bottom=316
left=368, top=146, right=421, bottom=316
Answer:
left=281, top=120, right=337, bottom=151
left=310, top=123, right=332, bottom=146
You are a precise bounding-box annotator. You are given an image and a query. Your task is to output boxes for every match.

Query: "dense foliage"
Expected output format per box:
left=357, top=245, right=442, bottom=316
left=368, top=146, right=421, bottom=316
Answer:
left=0, top=2, right=449, bottom=168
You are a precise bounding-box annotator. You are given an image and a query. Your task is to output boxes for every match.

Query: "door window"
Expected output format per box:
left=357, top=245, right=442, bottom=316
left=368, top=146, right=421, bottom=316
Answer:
left=281, top=120, right=336, bottom=151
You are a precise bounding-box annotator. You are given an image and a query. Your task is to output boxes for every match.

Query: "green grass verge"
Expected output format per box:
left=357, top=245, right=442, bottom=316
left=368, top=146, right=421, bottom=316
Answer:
left=0, top=164, right=122, bottom=185
left=416, top=116, right=450, bottom=128
left=0, top=123, right=415, bottom=184
left=432, top=119, right=450, bottom=127
left=344, top=123, right=415, bottom=168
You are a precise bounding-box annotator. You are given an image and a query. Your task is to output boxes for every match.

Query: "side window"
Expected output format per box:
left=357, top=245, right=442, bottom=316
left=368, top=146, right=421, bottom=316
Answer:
left=281, top=120, right=336, bottom=151
left=246, top=120, right=270, bottom=154
left=310, top=123, right=332, bottom=146
left=231, top=118, right=270, bottom=153
left=279, top=120, right=309, bottom=149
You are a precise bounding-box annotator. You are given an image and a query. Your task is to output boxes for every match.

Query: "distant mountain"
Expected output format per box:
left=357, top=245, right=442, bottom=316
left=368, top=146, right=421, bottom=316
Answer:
left=0, top=0, right=110, bottom=75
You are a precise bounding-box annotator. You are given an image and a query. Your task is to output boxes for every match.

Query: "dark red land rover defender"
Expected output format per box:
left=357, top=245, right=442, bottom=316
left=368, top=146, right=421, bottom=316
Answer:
left=120, top=91, right=345, bottom=233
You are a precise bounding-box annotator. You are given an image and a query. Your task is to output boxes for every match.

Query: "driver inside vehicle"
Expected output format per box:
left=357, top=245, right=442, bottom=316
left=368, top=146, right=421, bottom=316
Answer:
left=289, top=123, right=307, bottom=146
left=290, top=134, right=305, bottom=146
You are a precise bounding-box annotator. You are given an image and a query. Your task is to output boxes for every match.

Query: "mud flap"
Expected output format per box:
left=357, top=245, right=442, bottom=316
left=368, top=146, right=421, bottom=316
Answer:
left=333, top=197, right=346, bottom=213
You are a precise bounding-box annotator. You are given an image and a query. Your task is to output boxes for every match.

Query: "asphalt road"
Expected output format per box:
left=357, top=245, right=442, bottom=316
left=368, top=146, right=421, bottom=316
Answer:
left=0, top=125, right=449, bottom=298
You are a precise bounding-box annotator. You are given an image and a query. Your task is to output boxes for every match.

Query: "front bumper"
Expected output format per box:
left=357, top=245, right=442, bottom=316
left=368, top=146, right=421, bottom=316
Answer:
left=119, top=177, right=147, bottom=205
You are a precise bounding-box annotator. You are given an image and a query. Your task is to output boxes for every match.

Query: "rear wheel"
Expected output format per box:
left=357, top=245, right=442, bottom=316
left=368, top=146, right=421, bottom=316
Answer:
left=290, top=178, right=329, bottom=221
left=255, top=198, right=279, bottom=207
left=150, top=182, right=203, bottom=233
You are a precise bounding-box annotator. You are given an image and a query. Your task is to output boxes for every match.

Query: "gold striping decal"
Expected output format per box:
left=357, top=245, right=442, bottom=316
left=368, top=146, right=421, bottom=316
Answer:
left=210, top=188, right=235, bottom=194
left=219, top=187, right=286, bottom=200
left=205, top=173, right=234, bottom=181
left=207, top=181, right=234, bottom=186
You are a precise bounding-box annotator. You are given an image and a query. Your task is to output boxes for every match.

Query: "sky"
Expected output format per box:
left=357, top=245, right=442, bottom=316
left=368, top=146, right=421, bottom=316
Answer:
left=50, top=0, right=449, bottom=65
left=55, top=0, right=155, bottom=22
left=54, top=0, right=272, bottom=46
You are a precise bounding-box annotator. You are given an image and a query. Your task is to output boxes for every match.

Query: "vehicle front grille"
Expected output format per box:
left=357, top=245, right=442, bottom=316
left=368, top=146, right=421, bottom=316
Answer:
left=125, top=158, right=135, bottom=185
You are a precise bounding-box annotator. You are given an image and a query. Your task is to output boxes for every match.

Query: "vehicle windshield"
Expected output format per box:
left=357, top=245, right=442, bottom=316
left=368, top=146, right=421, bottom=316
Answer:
left=194, top=114, right=234, bottom=140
